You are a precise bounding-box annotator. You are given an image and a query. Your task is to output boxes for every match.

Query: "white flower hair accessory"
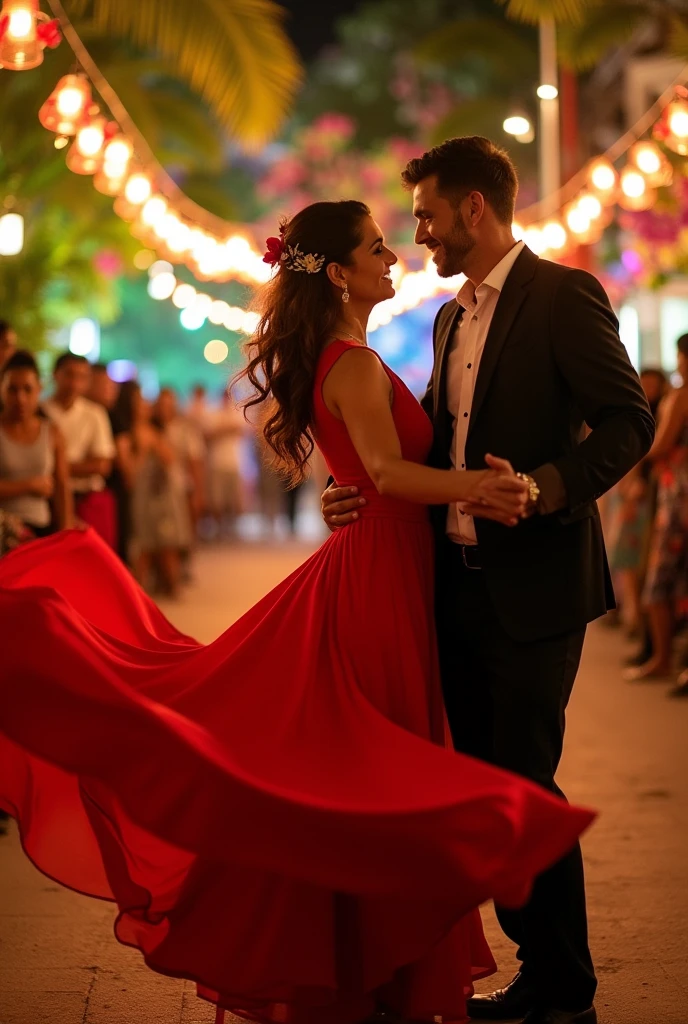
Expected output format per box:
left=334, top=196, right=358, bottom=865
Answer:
left=281, top=243, right=326, bottom=274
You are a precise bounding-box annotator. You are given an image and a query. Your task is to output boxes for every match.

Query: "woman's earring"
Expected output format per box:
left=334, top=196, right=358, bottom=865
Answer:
left=342, top=284, right=350, bottom=304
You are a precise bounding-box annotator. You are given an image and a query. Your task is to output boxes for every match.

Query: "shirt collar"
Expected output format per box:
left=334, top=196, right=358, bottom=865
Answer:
left=456, top=239, right=526, bottom=308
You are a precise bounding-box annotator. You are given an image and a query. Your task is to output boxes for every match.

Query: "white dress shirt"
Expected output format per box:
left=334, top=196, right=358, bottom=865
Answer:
left=446, top=240, right=525, bottom=544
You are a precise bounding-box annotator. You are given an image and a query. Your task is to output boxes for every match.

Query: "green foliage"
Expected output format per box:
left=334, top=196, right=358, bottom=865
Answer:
left=557, top=4, right=666, bottom=71
left=297, top=0, right=486, bottom=147
left=0, top=0, right=302, bottom=350
left=99, top=276, right=250, bottom=396
left=496, top=0, right=585, bottom=23
left=65, top=0, right=302, bottom=146
left=0, top=193, right=139, bottom=351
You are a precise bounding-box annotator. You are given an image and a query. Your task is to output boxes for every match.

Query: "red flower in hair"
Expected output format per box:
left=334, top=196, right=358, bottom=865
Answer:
left=263, top=236, right=285, bottom=266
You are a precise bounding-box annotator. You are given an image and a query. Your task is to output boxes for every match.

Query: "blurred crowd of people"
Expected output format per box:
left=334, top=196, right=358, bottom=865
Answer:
left=0, top=320, right=323, bottom=599
left=603, top=333, right=688, bottom=698
left=2, top=316, right=686, bottom=675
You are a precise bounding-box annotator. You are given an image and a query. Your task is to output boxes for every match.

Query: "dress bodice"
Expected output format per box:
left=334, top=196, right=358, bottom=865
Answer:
left=312, top=339, right=433, bottom=522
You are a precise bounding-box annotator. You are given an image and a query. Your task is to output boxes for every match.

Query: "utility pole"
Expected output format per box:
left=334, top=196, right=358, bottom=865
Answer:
left=538, top=18, right=561, bottom=201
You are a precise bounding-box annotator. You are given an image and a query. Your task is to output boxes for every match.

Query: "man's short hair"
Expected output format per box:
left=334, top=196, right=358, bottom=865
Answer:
left=401, top=136, right=518, bottom=225
left=53, top=352, right=89, bottom=374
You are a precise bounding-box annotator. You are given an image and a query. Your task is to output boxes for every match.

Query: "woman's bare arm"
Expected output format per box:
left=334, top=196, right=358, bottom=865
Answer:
left=323, top=348, right=527, bottom=518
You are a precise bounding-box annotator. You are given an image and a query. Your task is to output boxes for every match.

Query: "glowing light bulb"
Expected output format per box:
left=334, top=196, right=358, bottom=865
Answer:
left=204, top=340, right=229, bottom=364
left=209, top=299, right=230, bottom=324
left=147, top=272, right=176, bottom=300
left=172, top=283, right=197, bottom=309
left=148, top=260, right=173, bottom=278
left=0, top=213, right=24, bottom=256
left=103, top=137, right=133, bottom=169
left=565, top=204, right=590, bottom=236
left=141, top=196, right=167, bottom=227
left=668, top=106, right=688, bottom=139
left=585, top=158, right=618, bottom=198
left=542, top=220, right=567, bottom=251
left=8, top=7, right=33, bottom=39
left=537, top=84, right=558, bottom=100
left=503, top=116, right=531, bottom=137
left=125, top=174, right=152, bottom=205
left=621, top=169, right=646, bottom=199
left=76, top=122, right=105, bottom=157
left=577, top=194, right=602, bottom=220
left=56, top=87, right=85, bottom=118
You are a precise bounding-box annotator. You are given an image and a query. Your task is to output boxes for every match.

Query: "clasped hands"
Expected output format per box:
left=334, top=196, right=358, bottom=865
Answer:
left=321, top=454, right=531, bottom=530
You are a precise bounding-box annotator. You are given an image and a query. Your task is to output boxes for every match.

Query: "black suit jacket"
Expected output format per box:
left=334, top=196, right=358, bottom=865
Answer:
left=422, top=245, right=655, bottom=642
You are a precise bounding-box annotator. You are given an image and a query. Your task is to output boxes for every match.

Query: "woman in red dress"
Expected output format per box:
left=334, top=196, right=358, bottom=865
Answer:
left=0, top=201, right=594, bottom=1024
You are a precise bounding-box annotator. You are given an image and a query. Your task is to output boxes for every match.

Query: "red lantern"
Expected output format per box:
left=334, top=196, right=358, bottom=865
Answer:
left=39, top=74, right=92, bottom=135
left=66, top=117, right=107, bottom=175
left=0, top=0, right=61, bottom=70
left=654, top=92, right=688, bottom=157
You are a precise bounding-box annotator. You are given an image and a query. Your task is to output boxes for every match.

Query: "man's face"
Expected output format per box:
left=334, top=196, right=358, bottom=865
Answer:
left=54, top=359, right=91, bottom=401
left=89, top=370, right=118, bottom=409
left=412, top=175, right=476, bottom=278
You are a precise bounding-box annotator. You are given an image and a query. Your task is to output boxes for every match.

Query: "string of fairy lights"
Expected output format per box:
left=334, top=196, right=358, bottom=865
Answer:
left=2, top=1, right=688, bottom=361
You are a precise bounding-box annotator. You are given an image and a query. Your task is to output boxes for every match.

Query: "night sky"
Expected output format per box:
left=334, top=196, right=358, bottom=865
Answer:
left=277, top=0, right=365, bottom=60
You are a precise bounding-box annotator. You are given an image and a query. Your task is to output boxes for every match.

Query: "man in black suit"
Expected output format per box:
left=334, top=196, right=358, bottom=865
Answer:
left=321, top=137, right=655, bottom=1024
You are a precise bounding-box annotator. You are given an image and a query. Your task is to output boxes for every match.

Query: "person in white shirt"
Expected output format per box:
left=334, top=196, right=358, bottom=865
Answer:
left=44, top=353, right=117, bottom=549
left=202, top=391, right=246, bottom=538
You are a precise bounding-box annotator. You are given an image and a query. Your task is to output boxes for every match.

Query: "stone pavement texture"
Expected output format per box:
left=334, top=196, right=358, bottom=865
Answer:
left=1, top=541, right=687, bottom=1024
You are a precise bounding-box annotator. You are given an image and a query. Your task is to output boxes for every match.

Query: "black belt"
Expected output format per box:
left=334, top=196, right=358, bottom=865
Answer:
left=449, top=543, right=483, bottom=570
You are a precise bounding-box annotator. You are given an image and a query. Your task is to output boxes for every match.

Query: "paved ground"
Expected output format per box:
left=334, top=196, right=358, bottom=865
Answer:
left=1, top=541, right=687, bottom=1024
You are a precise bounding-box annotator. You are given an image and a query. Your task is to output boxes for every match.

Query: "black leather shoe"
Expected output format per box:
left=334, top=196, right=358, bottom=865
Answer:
left=466, top=972, right=534, bottom=1019
left=519, top=1007, right=597, bottom=1024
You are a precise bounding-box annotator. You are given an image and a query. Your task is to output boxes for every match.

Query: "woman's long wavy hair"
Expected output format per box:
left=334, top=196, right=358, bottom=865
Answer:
left=235, top=200, right=370, bottom=484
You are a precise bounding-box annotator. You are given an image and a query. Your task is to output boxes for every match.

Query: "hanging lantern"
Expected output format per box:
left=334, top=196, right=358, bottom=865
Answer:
left=0, top=0, right=61, bottom=70
left=618, top=166, right=655, bottom=211
left=628, top=141, right=672, bottom=187
left=66, top=117, right=107, bottom=175
left=0, top=212, right=24, bottom=255
left=654, top=94, right=688, bottom=156
left=586, top=157, right=618, bottom=203
left=102, top=135, right=133, bottom=175
left=39, top=74, right=91, bottom=135
left=93, top=135, right=134, bottom=195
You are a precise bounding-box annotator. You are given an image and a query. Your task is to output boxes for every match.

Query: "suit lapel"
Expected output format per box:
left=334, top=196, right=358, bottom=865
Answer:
left=432, top=303, right=462, bottom=421
left=468, top=245, right=538, bottom=434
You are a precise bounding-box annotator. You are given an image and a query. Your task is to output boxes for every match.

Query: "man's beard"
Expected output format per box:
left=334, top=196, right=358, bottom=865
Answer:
left=434, top=211, right=475, bottom=278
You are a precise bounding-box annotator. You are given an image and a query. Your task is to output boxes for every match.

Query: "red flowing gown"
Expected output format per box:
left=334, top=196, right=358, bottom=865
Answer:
left=0, top=340, right=594, bottom=1024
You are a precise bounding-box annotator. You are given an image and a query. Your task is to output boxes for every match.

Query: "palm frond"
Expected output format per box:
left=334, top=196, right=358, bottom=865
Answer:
left=416, top=16, right=538, bottom=81
left=429, top=95, right=521, bottom=146
left=495, top=0, right=586, bottom=25
left=557, top=3, right=649, bottom=71
left=65, top=0, right=303, bottom=146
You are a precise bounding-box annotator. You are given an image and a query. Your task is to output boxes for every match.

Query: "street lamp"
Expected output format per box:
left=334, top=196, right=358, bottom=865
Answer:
left=538, top=18, right=560, bottom=200
left=503, top=114, right=534, bottom=144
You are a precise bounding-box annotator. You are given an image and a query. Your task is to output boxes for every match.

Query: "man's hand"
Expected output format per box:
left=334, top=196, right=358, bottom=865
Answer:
left=461, top=454, right=529, bottom=525
left=321, top=482, right=366, bottom=531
